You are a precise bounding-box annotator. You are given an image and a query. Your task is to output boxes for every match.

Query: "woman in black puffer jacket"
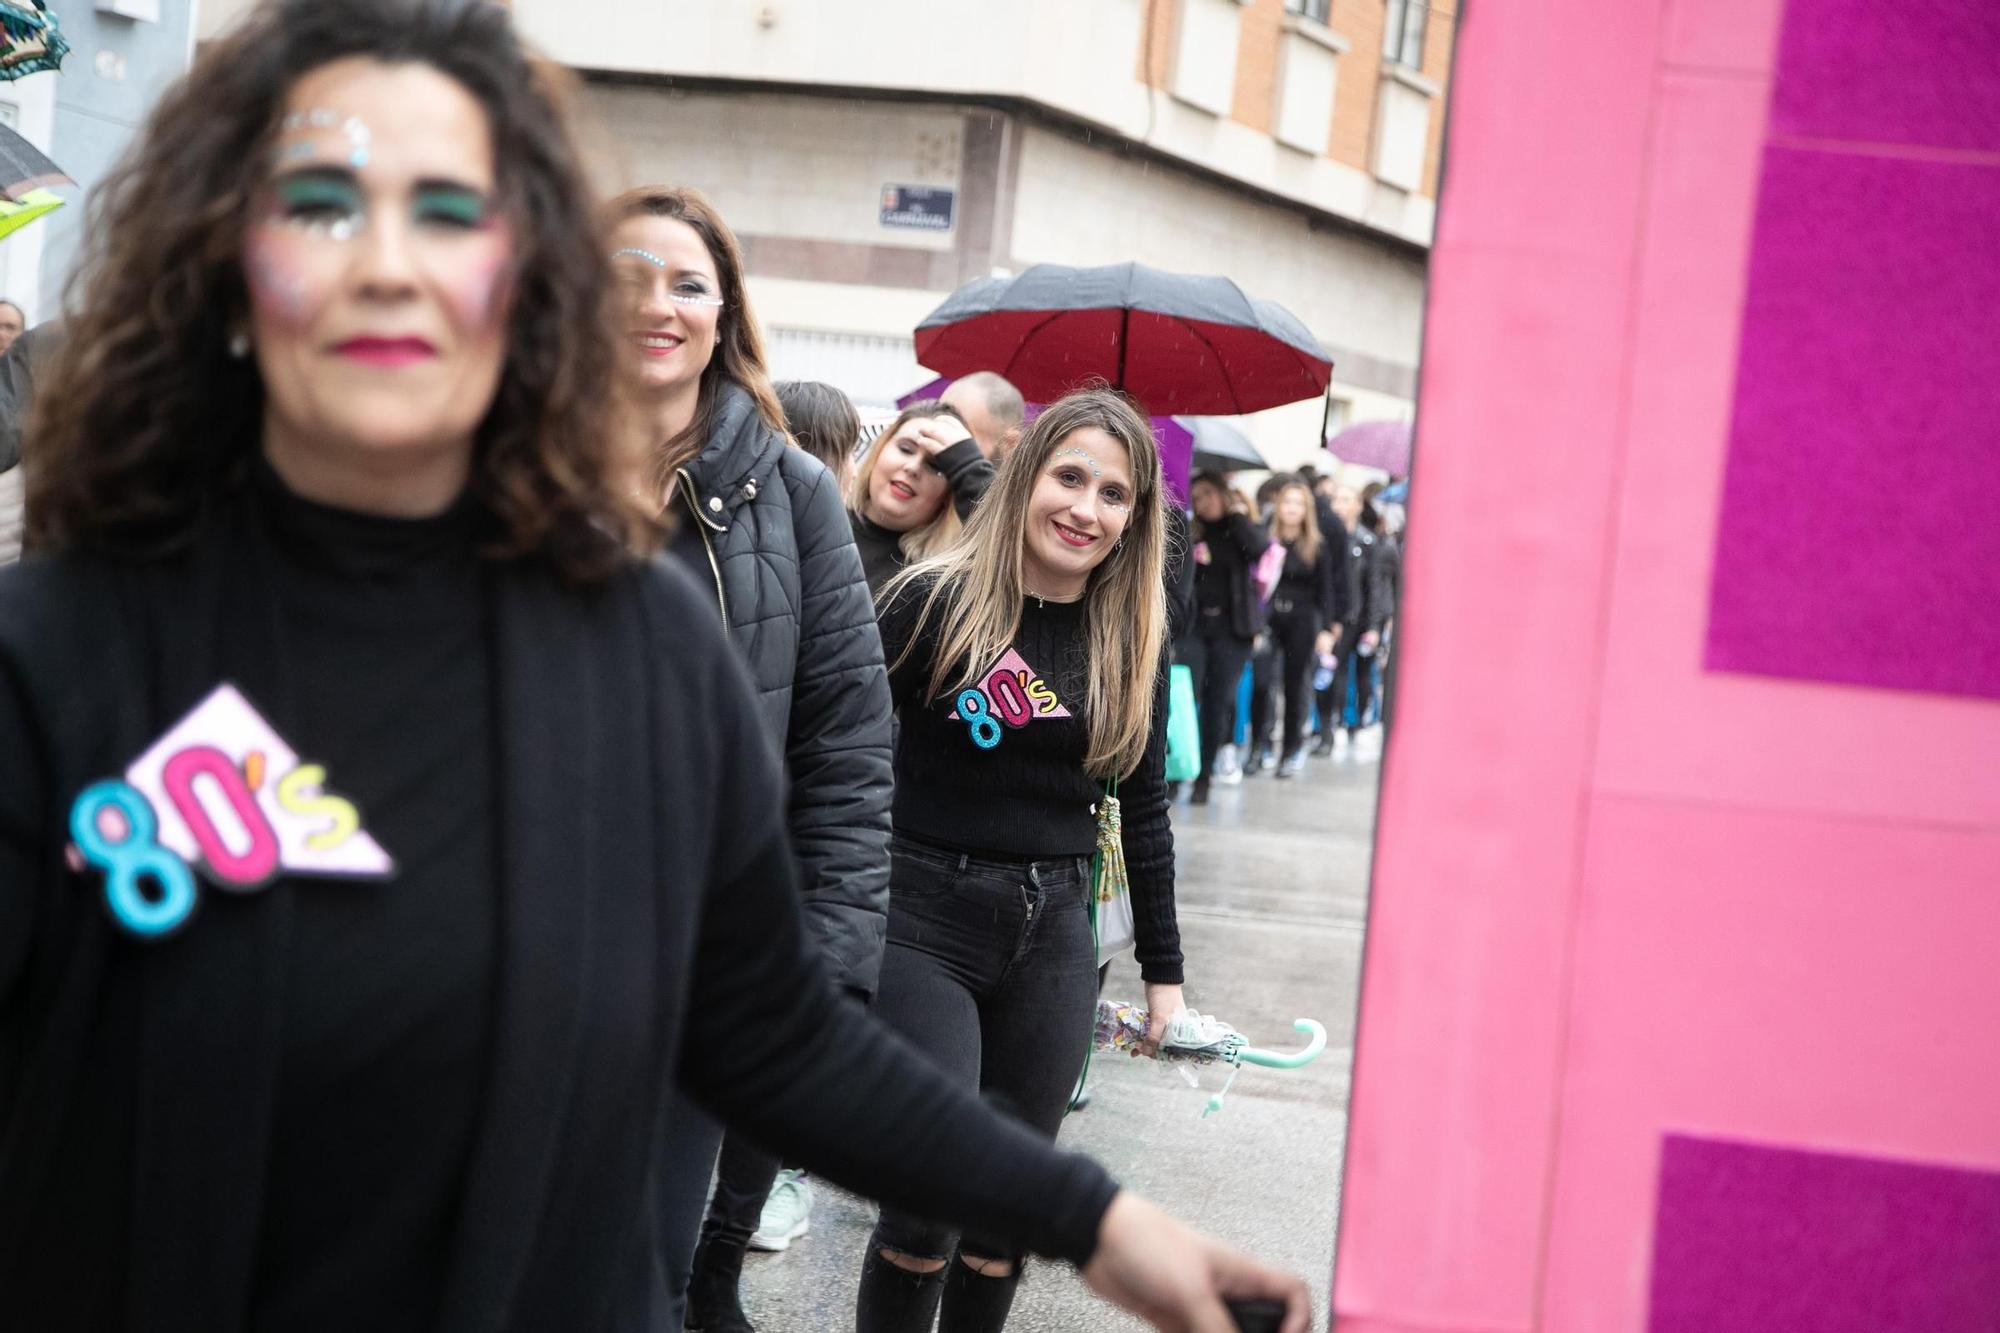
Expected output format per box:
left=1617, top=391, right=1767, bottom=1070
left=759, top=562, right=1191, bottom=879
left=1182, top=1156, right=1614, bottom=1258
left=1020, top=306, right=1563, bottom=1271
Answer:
left=608, top=186, right=893, bottom=1333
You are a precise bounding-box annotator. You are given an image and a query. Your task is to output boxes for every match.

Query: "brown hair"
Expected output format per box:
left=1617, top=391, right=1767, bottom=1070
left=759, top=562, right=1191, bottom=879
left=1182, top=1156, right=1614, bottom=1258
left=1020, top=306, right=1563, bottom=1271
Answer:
left=604, top=186, right=785, bottom=490
left=849, top=399, right=969, bottom=563
left=27, top=0, right=655, bottom=580
left=775, top=380, right=860, bottom=480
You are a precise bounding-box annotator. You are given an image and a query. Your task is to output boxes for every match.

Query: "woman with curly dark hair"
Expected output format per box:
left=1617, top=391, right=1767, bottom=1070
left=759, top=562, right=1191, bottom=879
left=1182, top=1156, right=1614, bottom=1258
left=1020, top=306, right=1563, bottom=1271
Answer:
left=0, top=2, right=1310, bottom=1331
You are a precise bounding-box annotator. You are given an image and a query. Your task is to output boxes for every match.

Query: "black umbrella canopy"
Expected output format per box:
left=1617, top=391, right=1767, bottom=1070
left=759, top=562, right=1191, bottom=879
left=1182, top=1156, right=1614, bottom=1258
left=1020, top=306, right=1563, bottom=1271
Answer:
left=1178, top=416, right=1268, bottom=474
left=0, top=121, right=67, bottom=201
left=913, top=261, right=1332, bottom=416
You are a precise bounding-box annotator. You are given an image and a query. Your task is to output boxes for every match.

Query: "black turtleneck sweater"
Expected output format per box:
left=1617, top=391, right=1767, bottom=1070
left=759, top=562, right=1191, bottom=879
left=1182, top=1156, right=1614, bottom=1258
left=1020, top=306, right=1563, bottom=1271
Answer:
left=245, top=463, right=497, bottom=1332
left=876, top=578, right=1183, bottom=984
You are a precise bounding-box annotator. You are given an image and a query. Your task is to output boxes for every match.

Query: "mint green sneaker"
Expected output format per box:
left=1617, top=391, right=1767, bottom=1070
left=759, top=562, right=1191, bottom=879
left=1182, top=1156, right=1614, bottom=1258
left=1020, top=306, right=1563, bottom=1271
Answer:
left=748, top=1169, right=813, bottom=1252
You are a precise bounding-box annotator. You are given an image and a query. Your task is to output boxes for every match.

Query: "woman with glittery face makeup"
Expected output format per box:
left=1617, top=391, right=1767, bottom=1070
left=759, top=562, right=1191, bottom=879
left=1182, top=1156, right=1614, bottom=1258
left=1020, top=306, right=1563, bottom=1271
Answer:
left=245, top=57, right=516, bottom=515
left=0, top=3, right=1312, bottom=1330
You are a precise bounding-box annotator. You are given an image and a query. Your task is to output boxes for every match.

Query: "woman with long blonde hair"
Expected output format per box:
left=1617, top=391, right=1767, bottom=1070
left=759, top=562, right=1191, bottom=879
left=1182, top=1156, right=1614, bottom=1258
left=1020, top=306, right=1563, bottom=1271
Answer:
left=1262, top=478, right=1342, bottom=777
left=856, top=388, right=1188, bottom=1332
left=848, top=398, right=994, bottom=592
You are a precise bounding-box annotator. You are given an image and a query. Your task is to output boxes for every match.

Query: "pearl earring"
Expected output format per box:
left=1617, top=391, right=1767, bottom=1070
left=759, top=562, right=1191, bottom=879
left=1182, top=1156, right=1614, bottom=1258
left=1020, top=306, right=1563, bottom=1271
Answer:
left=228, top=330, right=250, bottom=360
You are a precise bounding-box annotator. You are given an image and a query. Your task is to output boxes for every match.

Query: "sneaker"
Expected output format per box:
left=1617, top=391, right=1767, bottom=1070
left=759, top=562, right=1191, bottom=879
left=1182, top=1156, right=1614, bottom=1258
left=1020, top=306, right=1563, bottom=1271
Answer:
left=1311, top=733, right=1336, bottom=758
left=748, top=1170, right=813, bottom=1253
left=1214, top=743, right=1242, bottom=784
left=1275, top=750, right=1303, bottom=779
left=1243, top=744, right=1274, bottom=776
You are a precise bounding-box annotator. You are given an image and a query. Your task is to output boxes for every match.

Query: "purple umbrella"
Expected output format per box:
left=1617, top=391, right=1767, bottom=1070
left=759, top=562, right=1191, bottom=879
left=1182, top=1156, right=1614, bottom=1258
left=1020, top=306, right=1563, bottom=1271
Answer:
left=897, top=373, right=1192, bottom=504
left=1326, top=420, right=1412, bottom=474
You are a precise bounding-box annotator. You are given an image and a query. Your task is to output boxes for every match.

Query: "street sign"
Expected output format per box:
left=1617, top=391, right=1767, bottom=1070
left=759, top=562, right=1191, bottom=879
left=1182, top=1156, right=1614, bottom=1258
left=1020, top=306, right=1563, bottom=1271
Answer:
left=879, top=184, right=954, bottom=232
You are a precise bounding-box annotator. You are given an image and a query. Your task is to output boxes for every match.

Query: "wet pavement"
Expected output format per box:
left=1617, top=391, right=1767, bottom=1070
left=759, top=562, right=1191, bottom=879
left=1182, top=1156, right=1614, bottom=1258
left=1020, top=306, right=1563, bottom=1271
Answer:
left=738, top=731, right=1382, bottom=1330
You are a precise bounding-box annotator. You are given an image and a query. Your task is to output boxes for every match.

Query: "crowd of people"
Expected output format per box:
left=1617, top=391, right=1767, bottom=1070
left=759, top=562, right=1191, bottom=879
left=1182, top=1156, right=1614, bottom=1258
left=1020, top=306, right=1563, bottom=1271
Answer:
left=1179, top=469, right=1403, bottom=804
left=0, top=3, right=1321, bottom=1332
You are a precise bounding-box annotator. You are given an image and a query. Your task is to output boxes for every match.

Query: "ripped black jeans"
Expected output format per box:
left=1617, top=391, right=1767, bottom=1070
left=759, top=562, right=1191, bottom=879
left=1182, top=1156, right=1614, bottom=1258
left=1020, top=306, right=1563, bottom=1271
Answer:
left=865, top=833, right=1098, bottom=1267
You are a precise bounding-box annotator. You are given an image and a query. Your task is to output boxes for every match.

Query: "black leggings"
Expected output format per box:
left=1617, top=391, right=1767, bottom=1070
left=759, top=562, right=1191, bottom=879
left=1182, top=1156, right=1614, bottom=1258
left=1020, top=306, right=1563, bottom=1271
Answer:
left=863, top=835, right=1097, bottom=1272
left=1265, top=601, right=1319, bottom=754
left=1182, top=624, right=1255, bottom=779
left=1246, top=633, right=1277, bottom=754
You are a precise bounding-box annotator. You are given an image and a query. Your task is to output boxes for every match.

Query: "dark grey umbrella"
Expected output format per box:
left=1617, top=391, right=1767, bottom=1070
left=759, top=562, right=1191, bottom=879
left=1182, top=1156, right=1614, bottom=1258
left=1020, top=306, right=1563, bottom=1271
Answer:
left=913, top=261, right=1332, bottom=415
left=1179, top=416, right=1267, bottom=474
left=0, top=121, right=68, bottom=201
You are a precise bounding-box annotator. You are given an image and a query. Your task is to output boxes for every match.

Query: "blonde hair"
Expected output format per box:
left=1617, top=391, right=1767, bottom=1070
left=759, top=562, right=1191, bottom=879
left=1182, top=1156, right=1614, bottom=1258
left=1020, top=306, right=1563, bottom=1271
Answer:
left=883, top=388, right=1169, bottom=779
left=850, top=400, right=967, bottom=563
left=1270, top=478, right=1322, bottom=566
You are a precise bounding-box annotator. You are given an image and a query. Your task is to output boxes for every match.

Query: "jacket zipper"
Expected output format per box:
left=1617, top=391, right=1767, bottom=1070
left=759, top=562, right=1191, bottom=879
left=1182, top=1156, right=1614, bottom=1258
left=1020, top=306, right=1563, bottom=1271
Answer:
left=676, top=467, right=730, bottom=631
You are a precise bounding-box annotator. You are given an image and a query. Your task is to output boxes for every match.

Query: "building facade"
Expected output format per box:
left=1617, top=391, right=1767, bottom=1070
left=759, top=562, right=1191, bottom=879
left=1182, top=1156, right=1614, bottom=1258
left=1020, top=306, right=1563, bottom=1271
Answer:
left=516, top=0, right=1457, bottom=472
left=0, top=0, right=201, bottom=326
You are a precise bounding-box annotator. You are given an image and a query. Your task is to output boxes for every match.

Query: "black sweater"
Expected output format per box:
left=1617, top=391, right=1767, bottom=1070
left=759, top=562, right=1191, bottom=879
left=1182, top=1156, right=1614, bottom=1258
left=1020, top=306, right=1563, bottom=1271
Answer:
left=1271, top=537, right=1339, bottom=629
left=877, top=578, right=1183, bottom=984
left=0, top=478, right=1118, bottom=1331
left=849, top=438, right=995, bottom=594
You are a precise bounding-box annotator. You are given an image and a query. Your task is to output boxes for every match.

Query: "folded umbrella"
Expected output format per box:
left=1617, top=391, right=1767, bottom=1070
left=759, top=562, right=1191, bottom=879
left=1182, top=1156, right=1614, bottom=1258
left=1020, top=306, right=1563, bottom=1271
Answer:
left=914, top=261, right=1332, bottom=416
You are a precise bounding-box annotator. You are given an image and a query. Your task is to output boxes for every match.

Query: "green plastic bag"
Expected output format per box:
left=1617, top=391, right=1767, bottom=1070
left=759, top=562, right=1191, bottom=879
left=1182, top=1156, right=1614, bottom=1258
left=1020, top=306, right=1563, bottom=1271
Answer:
left=1164, top=663, right=1200, bottom=782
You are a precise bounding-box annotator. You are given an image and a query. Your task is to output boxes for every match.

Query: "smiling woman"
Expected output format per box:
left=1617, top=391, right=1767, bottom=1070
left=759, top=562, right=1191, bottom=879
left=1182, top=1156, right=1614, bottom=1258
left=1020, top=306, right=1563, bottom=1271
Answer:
left=0, top=2, right=1311, bottom=1331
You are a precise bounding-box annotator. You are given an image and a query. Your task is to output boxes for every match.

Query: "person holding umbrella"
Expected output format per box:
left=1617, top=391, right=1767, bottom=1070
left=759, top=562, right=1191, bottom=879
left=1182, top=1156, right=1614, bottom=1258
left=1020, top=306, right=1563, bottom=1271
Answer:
left=0, top=3, right=1311, bottom=1331
left=1181, top=470, right=1270, bottom=804
left=857, top=388, right=1189, bottom=1332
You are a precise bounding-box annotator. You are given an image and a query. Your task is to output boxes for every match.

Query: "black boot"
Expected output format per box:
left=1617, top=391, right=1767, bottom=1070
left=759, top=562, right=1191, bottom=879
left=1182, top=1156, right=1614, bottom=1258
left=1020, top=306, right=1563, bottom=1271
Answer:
left=686, top=1235, right=755, bottom=1332
left=1190, top=776, right=1211, bottom=805
left=939, top=1256, right=1022, bottom=1333
left=856, top=1246, right=946, bottom=1333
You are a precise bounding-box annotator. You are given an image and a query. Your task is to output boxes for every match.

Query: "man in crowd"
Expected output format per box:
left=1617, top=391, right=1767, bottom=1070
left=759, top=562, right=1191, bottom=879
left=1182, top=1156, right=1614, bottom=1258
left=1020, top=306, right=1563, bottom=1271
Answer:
left=0, top=320, right=64, bottom=565
left=940, top=369, right=1025, bottom=465
left=0, top=301, right=23, bottom=358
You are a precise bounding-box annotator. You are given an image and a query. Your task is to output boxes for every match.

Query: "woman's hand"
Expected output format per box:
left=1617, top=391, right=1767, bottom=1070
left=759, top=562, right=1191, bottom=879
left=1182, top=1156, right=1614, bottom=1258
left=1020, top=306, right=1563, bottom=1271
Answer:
left=913, top=415, right=975, bottom=458
left=1142, top=982, right=1186, bottom=1056
left=1082, top=1191, right=1314, bottom=1333
left=1314, top=630, right=1335, bottom=657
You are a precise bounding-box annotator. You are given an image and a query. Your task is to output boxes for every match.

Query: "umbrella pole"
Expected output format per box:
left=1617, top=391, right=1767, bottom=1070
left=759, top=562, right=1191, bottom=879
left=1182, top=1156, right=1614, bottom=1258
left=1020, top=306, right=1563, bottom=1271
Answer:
left=1317, top=382, right=1334, bottom=458
left=1116, top=307, right=1129, bottom=397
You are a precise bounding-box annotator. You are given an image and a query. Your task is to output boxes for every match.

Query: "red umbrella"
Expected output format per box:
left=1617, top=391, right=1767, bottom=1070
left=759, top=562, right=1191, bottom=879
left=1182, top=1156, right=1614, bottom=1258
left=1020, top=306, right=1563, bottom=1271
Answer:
left=913, top=262, right=1332, bottom=416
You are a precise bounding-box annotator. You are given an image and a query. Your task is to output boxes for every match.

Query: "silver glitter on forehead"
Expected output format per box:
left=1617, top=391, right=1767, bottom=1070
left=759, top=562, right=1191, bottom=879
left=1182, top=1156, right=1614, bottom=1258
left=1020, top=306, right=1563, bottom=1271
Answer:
left=1053, top=446, right=1103, bottom=478
left=276, top=110, right=373, bottom=169
left=612, top=247, right=668, bottom=269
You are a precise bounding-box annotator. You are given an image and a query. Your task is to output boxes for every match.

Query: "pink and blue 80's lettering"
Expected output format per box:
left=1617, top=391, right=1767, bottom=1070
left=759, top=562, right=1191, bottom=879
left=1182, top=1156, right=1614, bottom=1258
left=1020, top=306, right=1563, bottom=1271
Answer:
left=949, top=647, right=1072, bottom=751
left=66, top=683, right=396, bottom=938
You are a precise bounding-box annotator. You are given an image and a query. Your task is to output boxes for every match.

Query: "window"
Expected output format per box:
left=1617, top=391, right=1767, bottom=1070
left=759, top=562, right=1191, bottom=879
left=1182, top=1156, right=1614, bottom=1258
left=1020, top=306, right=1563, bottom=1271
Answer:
left=1382, top=0, right=1428, bottom=67
left=1285, top=0, right=1332, bottom=23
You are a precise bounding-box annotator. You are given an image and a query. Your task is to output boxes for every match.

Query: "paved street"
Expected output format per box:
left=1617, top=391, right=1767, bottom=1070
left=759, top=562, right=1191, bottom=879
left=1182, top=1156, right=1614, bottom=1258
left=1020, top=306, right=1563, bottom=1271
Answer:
left=740, top=735, right=1381, bottom=1331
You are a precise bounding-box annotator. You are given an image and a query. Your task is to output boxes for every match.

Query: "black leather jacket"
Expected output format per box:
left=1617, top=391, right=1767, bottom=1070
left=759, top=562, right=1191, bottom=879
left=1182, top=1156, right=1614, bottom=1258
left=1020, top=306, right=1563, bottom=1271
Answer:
left=670, top=381, right=893, bottom=996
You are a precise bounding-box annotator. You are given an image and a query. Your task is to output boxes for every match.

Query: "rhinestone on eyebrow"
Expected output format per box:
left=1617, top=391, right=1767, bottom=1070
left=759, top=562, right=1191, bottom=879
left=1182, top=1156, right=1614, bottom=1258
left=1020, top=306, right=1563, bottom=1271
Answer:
left=1053, top=446, right=1103, bottom=478
left=276, top=110, right=372, bottom=168
left=612, top=247, right=668, bottom=269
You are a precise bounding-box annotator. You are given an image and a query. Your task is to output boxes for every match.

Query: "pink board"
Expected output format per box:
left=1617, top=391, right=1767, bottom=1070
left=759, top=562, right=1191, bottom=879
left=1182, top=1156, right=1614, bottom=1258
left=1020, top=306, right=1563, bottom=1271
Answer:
left=1770, top=0, right=2000, bottom=152
left=1649, top=1135, right=2000, bottom=1333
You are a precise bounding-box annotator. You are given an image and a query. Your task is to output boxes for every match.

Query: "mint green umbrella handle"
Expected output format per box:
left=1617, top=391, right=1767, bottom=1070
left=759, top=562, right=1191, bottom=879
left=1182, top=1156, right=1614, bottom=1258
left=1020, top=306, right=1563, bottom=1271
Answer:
left=1236, top=1018, right=1325, bottom=1069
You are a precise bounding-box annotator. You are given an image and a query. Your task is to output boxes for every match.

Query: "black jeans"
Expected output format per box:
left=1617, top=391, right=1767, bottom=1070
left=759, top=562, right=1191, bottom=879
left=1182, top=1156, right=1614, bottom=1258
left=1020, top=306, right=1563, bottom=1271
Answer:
left=866, top=833, right=1098, bottom=1267
left=1246, top=632, right=1277, bottom=755
left=1181, top=616, right=1256, bottom=779
left=1322, top=638, right=1377, bottom=733
left=1266, top=599, right=1319, bottom=754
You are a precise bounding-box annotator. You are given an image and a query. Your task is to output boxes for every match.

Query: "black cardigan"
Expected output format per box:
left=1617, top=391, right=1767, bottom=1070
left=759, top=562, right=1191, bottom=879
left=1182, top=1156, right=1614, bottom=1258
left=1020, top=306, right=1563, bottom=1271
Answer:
left=0, top=496, right=1117, bottom=1331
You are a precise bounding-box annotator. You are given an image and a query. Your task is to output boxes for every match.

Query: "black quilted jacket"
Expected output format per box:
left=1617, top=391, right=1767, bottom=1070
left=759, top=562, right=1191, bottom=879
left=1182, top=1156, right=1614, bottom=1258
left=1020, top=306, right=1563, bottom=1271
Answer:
left=669, top=381, right=893, bottom=996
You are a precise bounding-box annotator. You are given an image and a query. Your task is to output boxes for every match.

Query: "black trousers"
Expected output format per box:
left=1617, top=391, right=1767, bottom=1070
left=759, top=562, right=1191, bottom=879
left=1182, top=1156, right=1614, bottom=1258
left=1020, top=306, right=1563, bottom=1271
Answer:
left=1266, top=600, right=1320, bottom=755
left=866, top=835, right=1097, bottom=1266
left=1181, top=616, right=1256, bottom=779
left=1322, top=638, right=1377, bottom=733
left=1246, top=632, right=1277, bottom=755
